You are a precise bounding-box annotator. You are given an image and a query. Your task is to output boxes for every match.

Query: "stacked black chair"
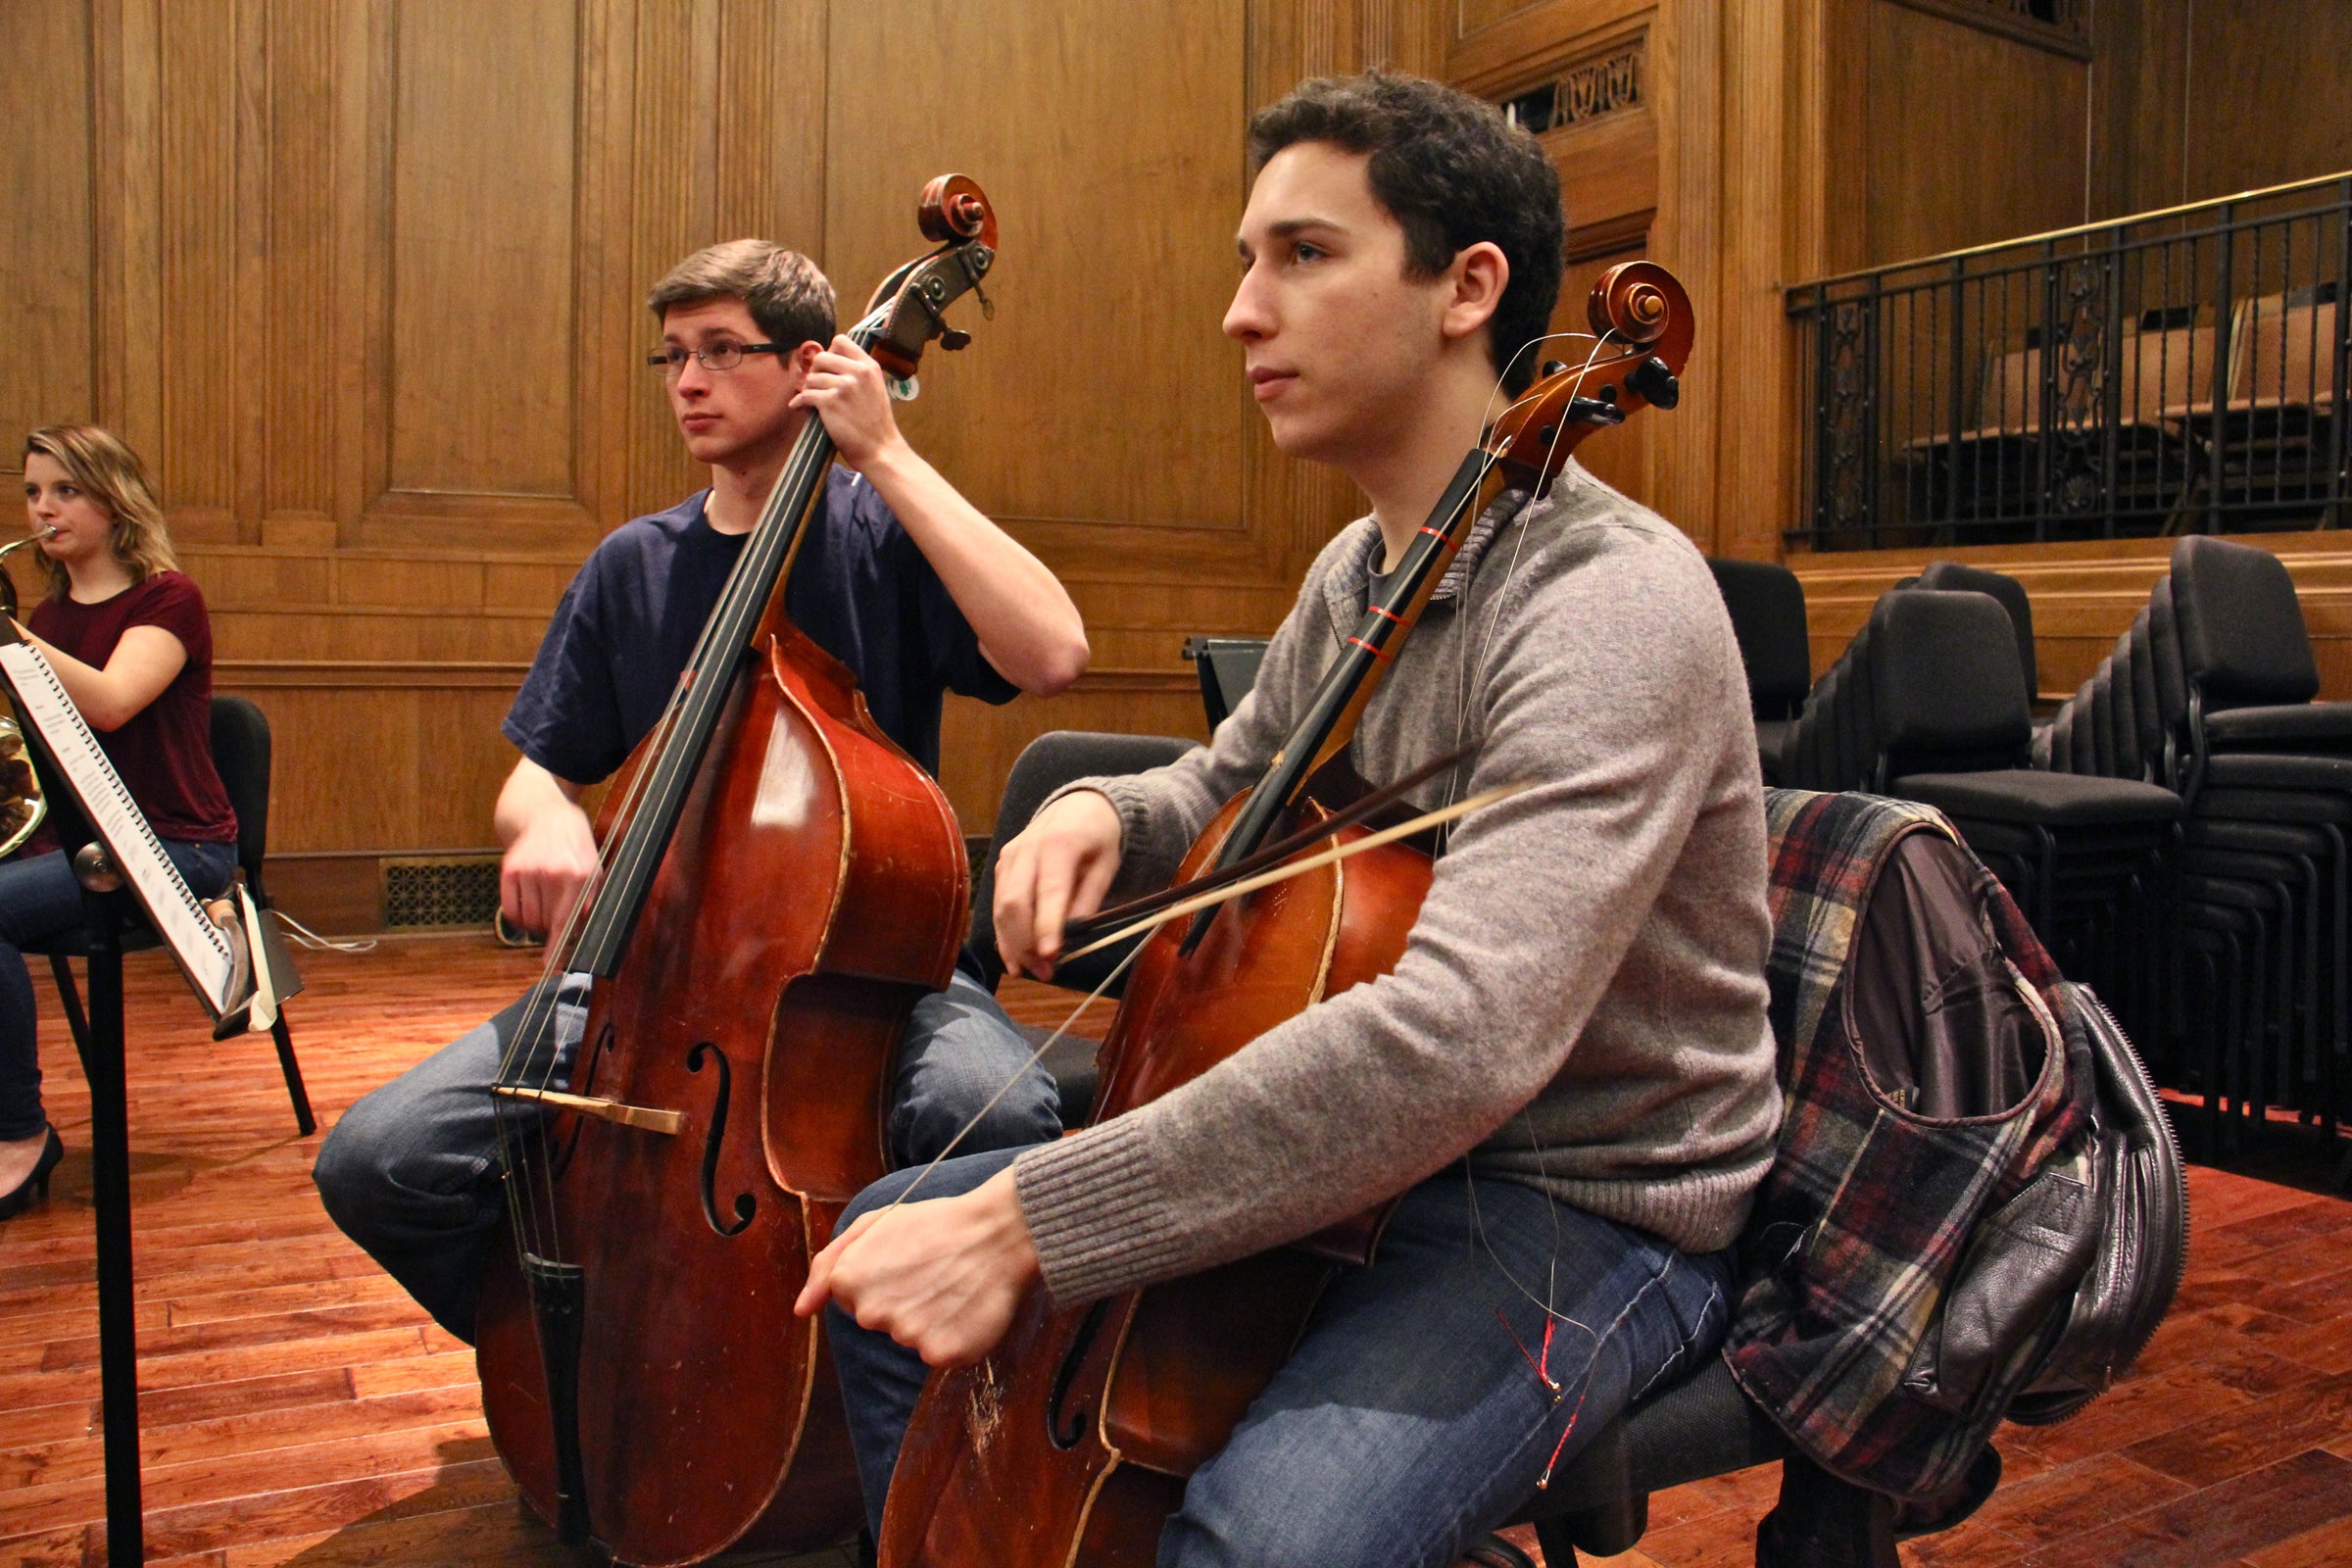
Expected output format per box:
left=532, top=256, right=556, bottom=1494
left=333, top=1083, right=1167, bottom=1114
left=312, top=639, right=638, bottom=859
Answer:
left=2043, top=537, right=2352, bottom=1158
left=1916, top=561, right=2056, bottom=758
left=1782, top=589, right=2182, bottom=1026
left=1706, top=559, right=1812, bottom=784
left=1915, top=561, right=2040, bottom=707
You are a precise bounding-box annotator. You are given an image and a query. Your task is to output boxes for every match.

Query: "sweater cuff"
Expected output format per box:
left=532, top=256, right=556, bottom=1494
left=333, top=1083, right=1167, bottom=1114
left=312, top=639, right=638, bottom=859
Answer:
left=1013, top=1116, right=1192, bottom=1307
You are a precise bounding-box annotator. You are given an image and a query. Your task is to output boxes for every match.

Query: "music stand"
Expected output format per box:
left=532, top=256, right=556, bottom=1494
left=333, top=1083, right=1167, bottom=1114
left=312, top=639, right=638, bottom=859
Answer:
left=0, top=638, right=289, bottom=1566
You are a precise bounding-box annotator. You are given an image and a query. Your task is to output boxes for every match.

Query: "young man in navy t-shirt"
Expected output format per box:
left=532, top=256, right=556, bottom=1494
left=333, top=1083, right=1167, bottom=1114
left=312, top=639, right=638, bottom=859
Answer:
left=313, top=240, right=1089, bottom=1343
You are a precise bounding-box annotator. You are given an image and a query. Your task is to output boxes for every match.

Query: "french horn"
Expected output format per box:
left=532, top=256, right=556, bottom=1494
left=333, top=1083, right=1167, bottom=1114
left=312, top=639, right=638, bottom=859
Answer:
left=0, top=528, right=59, bottom=858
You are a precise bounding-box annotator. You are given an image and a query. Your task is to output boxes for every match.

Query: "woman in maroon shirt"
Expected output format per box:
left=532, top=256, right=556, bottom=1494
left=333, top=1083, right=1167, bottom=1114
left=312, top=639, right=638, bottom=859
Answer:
left=0, top=425, right=236, bottom=1217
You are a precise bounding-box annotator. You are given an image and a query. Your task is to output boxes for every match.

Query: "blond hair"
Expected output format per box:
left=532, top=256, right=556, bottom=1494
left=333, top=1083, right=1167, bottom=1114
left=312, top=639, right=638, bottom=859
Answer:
left=647, top=240, right=836, bottom=348
left=22, top=424, right=178, bottom=600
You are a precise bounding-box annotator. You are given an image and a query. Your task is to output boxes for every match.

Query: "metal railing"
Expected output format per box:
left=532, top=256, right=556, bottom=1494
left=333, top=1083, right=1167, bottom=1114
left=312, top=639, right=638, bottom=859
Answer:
left=1788, top=173, right=2352, bottom=550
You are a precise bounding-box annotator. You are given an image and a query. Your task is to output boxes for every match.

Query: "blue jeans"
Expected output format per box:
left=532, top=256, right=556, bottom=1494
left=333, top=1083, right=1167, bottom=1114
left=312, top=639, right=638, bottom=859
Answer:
left=0, top=840, right=236, bottom=1141
left=828, top=1151, right=1737, bottom=1568
left=312, top=968, right=1061, bottom=1343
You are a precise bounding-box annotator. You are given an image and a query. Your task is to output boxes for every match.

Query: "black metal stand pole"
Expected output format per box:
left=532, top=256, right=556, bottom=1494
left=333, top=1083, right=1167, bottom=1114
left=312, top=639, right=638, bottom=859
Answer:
left=85, top=927, right=144, bottom=1565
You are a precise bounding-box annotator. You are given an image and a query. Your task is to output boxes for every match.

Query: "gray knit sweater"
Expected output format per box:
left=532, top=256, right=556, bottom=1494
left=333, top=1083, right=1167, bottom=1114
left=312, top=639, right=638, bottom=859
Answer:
left=1012, top=465, right=1782, bottom=1307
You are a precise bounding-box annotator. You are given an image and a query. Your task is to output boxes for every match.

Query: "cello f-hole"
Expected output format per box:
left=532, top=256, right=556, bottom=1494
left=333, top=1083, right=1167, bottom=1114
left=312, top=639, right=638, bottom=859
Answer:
left=1046, top=1299, right=1113, bottom=1449
left=686, top=1041, right=757, bottom=1237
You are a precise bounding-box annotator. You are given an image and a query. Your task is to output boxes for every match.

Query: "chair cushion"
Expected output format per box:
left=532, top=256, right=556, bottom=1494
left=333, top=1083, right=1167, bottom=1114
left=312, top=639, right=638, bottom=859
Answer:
left=1709, top=558, right=1813, bottom=710
left=2203, top=701, right=2352, bottom=749
left=1510, top=1356, right=1789, bottom=1522
left=2199, top=754, right=2352, bottom=792
left=1917, top=562, right=2037, bottom=698
left=21, top=917, right=166, bottom=959
left=2171, top=536, right=2321, bottom=705
left=1892, top=769, right=2185, bottom=826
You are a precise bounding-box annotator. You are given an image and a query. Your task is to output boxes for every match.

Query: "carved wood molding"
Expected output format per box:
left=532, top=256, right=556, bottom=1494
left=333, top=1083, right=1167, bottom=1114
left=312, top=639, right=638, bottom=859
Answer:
left=1500, top=38, right=1643, bottom=134
left=1884, top=0, right=2092, bottom=62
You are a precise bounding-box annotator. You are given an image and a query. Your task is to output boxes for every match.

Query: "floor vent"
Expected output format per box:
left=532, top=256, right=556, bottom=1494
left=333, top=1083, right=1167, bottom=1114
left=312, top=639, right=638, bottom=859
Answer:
left=381, top=856, right=503, bottom=930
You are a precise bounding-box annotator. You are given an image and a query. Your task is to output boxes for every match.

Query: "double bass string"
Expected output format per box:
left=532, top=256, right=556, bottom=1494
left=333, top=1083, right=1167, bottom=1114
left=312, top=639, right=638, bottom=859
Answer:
left=488, top=298, right=899, bottom=1267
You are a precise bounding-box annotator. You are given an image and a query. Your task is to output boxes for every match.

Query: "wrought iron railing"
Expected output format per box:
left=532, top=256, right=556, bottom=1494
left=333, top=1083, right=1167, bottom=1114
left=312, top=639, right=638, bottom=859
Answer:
left=1788, top=173, right=2352, bottom=550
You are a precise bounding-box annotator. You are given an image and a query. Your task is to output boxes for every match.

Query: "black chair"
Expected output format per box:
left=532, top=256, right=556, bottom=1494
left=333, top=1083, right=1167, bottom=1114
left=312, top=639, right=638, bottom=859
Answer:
left=1180, top=638, right=1270, bottom=733
left=2168, top=535, right=2352, bottom=785
left=29, top=695, right=315, bottom=1137
left=1786, top=590, right=2182, bottom=1029
left=2148, top=545, right=2349, bottom=1153
left=1870, top=593, right=2181, bottom=1005
left=965, top=730, right=1198, bottom=1123
left=1915, top=561, right=2038, bottom=702
left=1706, top=559, right=1811, bottom=784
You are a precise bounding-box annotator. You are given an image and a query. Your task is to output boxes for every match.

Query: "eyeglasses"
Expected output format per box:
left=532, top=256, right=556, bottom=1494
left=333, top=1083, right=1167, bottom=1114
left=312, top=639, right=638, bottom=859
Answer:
left=646, top=341, right=786, bottom=376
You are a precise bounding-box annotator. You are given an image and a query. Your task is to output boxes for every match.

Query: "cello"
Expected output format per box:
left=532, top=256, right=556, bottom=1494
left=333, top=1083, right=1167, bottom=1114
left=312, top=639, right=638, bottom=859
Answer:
left=880, top=262, right=1694, bottom=1568
left=472, top=176, right=1001, bottom=1567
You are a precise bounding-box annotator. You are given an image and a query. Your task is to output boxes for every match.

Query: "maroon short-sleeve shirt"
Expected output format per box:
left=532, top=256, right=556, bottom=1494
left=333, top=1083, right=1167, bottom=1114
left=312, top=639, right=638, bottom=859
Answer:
left=28, top=571, right=238, bottom=844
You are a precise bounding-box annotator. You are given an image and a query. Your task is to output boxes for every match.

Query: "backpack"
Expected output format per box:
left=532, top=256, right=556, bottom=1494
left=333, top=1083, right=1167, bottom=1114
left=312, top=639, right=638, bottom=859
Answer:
left=1725, top=790, right=2187, bottom=1508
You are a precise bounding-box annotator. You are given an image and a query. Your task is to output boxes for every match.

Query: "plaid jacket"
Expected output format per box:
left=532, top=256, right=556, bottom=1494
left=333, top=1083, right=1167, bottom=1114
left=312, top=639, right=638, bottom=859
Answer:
left=1724, top=790, right=2093, bottom=1500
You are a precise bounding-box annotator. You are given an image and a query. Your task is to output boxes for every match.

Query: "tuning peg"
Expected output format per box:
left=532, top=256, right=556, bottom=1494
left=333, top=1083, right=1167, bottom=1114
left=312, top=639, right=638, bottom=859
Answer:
left=941, top=327, right=972, bottom=351
left=1540, top=359, right=1568, bottom=379
left=1628, top=355, right=1680, bottom=410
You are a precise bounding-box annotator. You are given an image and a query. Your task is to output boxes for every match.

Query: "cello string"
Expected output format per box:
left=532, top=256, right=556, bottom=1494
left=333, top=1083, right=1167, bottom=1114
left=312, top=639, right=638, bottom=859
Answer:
left=1443, top=329, right=1621, bottom=824
left=847, top=353, right=1610, bottom=1234
left=871, top=947, right=1143, bottom=1216
left=1448, top=326, right=1647, bottom=1421
left=867, top=785, right=1526, bottom=1224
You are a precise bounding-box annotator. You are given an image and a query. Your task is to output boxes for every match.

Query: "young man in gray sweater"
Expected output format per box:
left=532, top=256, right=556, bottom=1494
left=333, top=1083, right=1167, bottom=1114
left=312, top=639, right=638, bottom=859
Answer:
left=800, top=72, right=1782, bottom=1565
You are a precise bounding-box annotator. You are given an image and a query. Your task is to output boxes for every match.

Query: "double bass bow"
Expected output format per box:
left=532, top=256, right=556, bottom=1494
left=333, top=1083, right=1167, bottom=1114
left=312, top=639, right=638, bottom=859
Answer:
left=880, top=261, right=1694, bottom=1568
left=472, top=176, right=1000, bottom=1567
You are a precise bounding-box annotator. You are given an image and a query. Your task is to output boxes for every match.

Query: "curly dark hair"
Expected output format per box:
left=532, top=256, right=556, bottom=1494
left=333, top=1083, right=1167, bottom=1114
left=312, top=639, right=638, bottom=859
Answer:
left=1249, top=71, right=1566, bottom=396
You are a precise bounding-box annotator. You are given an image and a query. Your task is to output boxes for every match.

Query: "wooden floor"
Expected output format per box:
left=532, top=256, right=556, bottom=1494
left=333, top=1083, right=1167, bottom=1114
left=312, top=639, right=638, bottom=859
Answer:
left=0, top=935, right=2348, bottom=1567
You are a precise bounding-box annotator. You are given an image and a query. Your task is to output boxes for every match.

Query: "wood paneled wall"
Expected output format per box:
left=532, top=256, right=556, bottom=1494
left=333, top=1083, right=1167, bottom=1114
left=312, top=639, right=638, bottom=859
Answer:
left=0, top=0, right=1445, bottom=930
left=2093, top=0, right=2352, bottom=222
left=9, top=0, right=2342, bottom=929
left=1786, top=0, right=2352, bottom=705
left=1444, top=0, right=1727, bottom=544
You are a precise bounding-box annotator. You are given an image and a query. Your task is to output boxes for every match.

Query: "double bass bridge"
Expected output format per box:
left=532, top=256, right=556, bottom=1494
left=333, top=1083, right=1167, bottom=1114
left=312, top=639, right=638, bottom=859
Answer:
left=490, top=1085, right=685, bottom=1136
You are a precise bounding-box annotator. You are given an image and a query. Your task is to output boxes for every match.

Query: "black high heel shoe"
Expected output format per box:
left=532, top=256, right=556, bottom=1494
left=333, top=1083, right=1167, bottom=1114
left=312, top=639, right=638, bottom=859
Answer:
left=0, top=1125, right=63, bottom=1219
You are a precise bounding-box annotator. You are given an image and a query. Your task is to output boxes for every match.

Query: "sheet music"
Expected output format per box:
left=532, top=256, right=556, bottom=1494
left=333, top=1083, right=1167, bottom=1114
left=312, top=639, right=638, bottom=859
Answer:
left=0, top=642, right=239, bottom=1015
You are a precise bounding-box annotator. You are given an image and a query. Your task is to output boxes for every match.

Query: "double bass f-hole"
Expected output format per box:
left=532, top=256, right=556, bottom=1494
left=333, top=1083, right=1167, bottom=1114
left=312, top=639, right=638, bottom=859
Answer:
left=1046, top=1299, right=1113, bottom=1449
left=686, top=1041, right=756, bottom=1237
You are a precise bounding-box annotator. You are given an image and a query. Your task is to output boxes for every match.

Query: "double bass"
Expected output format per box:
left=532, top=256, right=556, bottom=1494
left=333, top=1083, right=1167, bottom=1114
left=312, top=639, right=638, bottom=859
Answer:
left=881, top=263, right=1695, bottom=1567
left=472, top=177, right=1001, bottom=1566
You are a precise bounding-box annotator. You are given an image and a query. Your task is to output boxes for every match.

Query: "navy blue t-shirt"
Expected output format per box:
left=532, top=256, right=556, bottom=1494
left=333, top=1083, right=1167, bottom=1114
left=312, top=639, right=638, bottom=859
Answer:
left=503, top=467, right=1017, bottom=784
